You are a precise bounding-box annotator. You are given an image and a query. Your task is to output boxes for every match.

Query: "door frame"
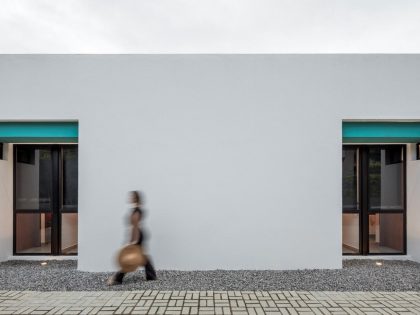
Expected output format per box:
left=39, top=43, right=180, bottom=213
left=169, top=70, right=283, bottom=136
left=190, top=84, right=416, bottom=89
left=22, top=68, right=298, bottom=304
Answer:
left=342, top=144, right=407, bottom=256
left=13, top=144, right=78, bottom=256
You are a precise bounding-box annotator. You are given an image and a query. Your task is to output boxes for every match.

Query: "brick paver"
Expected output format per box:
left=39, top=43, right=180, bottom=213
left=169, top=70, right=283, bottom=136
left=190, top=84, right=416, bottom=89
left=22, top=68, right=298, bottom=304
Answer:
left=1, top=290, right=420, bottom=314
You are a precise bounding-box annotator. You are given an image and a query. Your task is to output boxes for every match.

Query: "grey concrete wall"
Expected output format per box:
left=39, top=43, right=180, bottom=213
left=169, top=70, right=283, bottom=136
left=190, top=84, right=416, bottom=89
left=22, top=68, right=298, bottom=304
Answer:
left=0, top=55, right=420, bottom=271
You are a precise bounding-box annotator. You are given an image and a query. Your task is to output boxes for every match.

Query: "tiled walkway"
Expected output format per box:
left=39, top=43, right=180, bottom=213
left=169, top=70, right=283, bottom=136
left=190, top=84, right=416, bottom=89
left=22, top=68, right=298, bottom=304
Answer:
left=1, top=290, right=420, bottom=315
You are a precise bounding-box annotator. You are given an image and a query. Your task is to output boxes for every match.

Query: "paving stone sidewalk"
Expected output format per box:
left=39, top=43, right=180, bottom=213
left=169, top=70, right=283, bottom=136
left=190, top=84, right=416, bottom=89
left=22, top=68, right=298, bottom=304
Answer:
left=1, top=290, right=420, bottom=315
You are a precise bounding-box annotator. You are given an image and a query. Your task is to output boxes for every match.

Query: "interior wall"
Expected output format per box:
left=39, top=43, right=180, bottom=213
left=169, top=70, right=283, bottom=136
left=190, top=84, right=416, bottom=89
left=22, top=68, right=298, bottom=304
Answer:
left=407, top=143, right=420, bottom=260
left=15, top=213, right=41, bottom=251
left=342, top=214, right=359, bottom=250
left=0, top=144, right=13, bottom=261
left=61, top=214, right=78, bottom=250
left=379, top=213, right=404, bottom=250
left=1, top=55, right=420, bottom=271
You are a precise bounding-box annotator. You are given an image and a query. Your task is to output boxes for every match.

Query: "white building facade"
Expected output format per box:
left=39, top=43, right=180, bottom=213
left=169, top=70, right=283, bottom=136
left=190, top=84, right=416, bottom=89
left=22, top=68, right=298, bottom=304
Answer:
left=0, top=55, right=420, bottom=272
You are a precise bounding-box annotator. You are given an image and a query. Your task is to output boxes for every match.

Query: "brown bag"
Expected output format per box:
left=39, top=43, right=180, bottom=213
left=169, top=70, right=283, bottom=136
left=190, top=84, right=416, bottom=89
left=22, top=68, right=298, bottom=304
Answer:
left=117, top=244, right=146, bottom=273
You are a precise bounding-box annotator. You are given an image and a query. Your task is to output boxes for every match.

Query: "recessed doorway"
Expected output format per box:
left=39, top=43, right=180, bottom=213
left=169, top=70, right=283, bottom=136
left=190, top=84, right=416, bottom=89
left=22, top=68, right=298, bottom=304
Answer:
left=13, top=144, right=78, bottom=255
left=342, top=145, right=406, bottom=255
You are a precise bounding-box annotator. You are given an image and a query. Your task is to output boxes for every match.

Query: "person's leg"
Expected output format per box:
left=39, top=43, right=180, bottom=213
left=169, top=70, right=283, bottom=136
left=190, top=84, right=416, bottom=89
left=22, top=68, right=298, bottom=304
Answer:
left=114, top=271, right=126, bottom=283
left=108, top=271, right=125, bottom=285
left=144, top=257, right=157, bottom=280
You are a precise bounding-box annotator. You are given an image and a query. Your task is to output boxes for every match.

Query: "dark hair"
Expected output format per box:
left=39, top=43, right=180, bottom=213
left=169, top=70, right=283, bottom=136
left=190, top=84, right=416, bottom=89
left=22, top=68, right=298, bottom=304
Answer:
left=130, top=190, right=143, bottom=204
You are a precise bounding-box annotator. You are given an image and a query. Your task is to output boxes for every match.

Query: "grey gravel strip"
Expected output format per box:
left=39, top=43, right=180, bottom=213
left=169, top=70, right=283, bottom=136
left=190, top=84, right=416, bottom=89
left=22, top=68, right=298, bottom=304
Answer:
left=0, top=260, right=419, bottom=291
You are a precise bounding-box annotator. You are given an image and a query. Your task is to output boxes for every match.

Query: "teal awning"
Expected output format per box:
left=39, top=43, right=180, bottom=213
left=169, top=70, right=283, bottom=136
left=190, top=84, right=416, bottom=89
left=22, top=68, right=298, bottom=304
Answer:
left=343, top=122, right=420, bottom=143
left=0, top=122, right=78, bottom=143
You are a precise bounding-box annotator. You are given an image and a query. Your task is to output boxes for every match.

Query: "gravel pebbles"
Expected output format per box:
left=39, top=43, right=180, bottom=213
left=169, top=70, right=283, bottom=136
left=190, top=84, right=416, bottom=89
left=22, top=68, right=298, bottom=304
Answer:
left=1, top=260, right=419, bottom=291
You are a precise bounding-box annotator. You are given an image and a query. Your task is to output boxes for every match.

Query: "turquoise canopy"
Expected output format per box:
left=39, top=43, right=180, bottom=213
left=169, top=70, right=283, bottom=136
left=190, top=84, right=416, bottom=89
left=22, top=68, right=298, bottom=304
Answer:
left=0, top=122, right=78, bottom=143
left=343, top=122, right=420, bottom=143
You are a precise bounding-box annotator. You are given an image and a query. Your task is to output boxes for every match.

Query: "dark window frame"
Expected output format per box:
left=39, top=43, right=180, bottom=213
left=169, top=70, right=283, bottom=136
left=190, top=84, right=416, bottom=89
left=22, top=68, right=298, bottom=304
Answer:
left=342, top=144, right=407, bottom=256
left=13, top=144, right=78, bottom=256
left=0, top=143, right=3, bottom=160
left=417, top=143, right=420, bottom=160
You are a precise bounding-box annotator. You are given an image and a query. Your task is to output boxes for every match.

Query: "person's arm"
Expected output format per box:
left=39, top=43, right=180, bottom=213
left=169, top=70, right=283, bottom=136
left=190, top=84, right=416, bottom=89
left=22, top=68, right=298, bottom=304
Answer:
left=130, top=211, right=141, bottom=244
left=130, top=226, right=140, bottom=244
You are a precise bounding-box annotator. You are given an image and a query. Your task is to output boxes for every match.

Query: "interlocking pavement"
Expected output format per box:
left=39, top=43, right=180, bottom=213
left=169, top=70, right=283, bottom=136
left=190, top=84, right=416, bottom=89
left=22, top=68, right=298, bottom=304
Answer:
left=1, top=290, right=420, bottom=315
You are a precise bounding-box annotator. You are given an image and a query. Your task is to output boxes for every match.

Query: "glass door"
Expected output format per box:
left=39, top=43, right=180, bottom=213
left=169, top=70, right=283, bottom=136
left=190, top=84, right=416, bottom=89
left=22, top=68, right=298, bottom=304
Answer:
left=366, top=146, right=405, bottom=254
left=14, top=146, right=54, bottom=254
left=342, top=146, right=361, bottom=254
left=60, top=146, right=78, bottom=254
left=14, top=144, right=78, bottom=255
left=342, top=145, right=406, bottom=255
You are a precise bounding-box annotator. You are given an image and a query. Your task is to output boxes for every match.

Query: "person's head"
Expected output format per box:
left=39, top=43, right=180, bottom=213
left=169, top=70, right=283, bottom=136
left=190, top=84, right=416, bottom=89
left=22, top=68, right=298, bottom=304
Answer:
left=128, top=190, right=143, bottom=206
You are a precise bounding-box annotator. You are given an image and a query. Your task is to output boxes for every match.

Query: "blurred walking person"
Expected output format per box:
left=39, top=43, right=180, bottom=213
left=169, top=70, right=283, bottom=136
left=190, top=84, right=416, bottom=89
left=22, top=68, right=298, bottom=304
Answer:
left=107, top=191, right=157, bottom=285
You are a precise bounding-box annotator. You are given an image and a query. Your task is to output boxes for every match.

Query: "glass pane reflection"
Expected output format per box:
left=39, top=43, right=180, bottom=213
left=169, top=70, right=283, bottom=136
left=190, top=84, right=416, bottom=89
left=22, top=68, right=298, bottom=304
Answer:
left=342, top=148, right=359, bottom=210
left=63, top=147, right=78, bottom=208
left=368, top=147, right=404, bottom=211
left=15, top=147, right=53, bottom=211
